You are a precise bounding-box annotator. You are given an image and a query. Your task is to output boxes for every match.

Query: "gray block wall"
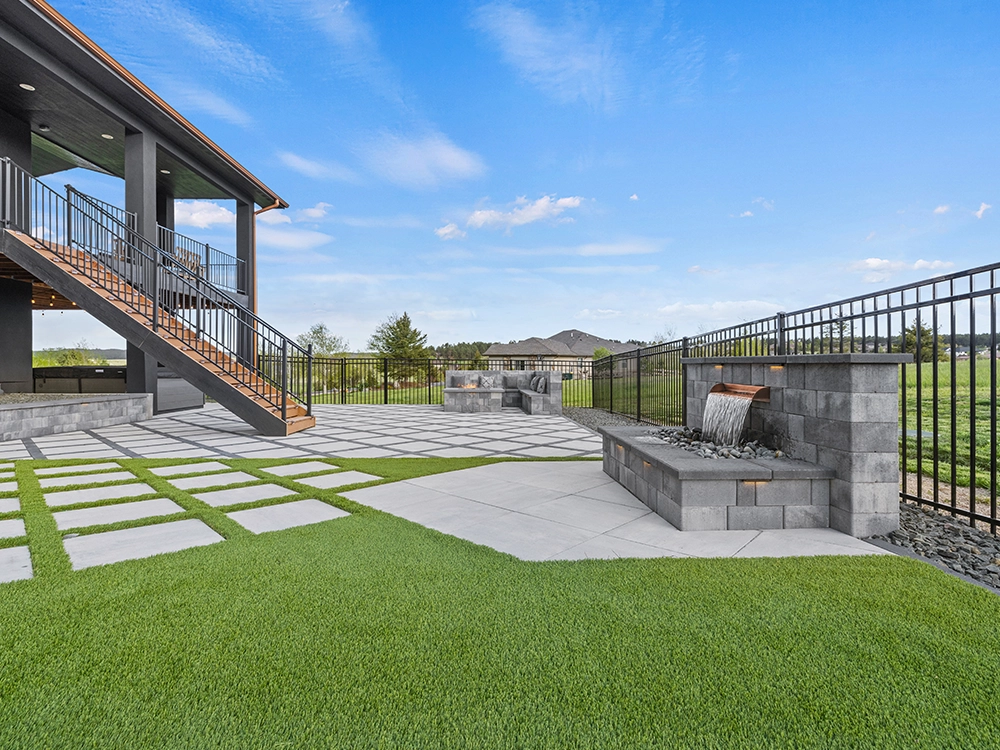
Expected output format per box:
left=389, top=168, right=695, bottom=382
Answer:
left=443, top=370, right=562, bottom=415
left=683, top=354, right=910, bottom=537
left=0, top=394, right=153, bottom=441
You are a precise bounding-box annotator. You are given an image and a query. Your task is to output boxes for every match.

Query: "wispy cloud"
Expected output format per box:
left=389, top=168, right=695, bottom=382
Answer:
left=174, top=201, right=235, bottom=229
left=363, top=133, right=485, bottom=189
left=687, top=265, right=719, bottom=275
left=258, top=210, right=292, bottom=225
left=848, top=257, right=954, bottom=283
left=297, top=202, right=333, bottom=220
left=576, top=308, right=623, bottom=319
left=934, top=204, right=950, bottom=214
left=657, top=299, right=784, bottom=324
left=864, top=231, right=876, bottom=241
left=975, top=202, right=992, bottom=219
left=333, top=215, right=423, bottom=229
left=739, top=210, right=753, bottom=218
left=629, top=193, right=639, bottom=201
left=539, top=264, right=658, bottom=275
left=471, top=3, right=625, bottom=110
left=460, top=195, right=584, bottom=232
left=167, top=84, right=254, bottom=127
left=277, top=151, right=358, bottom=182
left=416, top=309, right=478, bottom=321
left=752, top=197, right=775, bottom=211
left=257, top=226, right=334, bottom=251
left=435, top=223, right=467, bottom=240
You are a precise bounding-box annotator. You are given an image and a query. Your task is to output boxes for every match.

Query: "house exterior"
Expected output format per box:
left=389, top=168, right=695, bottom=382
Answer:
left=485, top=329, right=638, bottom=377
left=0, top=1, right=312, bottom=435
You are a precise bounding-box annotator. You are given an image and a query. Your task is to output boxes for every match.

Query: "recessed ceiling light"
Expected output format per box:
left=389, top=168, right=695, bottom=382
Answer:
left=160, top=169, right=171, bottom=174
left=38, top=124, right=50, bottom=132
left=19, top=83, right=35, bottom=91
left=101, top=133, right=114, bottom=140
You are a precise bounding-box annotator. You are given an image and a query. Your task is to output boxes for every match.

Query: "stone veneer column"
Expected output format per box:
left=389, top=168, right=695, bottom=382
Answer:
left=683, top=354, right=911, bottom=537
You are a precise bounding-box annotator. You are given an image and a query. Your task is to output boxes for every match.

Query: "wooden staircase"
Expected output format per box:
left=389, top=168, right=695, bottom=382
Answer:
left=2, top=229, right=314, bottom=436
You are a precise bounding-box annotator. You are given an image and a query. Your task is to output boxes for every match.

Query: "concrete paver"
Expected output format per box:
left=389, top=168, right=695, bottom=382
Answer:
left=0, top=498, right=19, bottom=514
left=38, top=471, right=135, bottom=489
left=296, top=471, right=382, bottom=490
left=149, top=461, right=230, bottom=477
left=35, top=462, right=120, bottom=476
left=168, top=471, right=257, bottom=490
left=0, top=546, right=31, bottom=583
left=227, top=499, right=349, bottom=534
left=53, top=498, right=185, bottom=530
left=193, top=484, right=298, bottom=508
left=0, top=518, right=26, bottom=539
left=45, top=483, right=157, bottom=508
left=260, top=461, right=339, bottom=477
left=63, top=519, right=224, bottom=570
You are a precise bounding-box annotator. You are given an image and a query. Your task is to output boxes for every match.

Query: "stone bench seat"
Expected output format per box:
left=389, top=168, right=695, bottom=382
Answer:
left=443, top=370, right=562, bottom=415
left=599, top=425, right=834, bottom=531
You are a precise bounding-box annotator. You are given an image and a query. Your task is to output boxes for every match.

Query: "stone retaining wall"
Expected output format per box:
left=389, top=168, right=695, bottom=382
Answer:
left=0, top=394, right=153, bottom=441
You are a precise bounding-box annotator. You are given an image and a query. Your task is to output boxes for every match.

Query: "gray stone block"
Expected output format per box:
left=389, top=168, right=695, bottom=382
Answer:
left=736, top=480, right=756, bottom=506
left=811, top=480, right=830, bottom=505
left=816, top=391, right=898, bottom=423
left=785, top=364, right=806, bottom=389
left=783, top=388, right=817, bottom=417
left=829, top=479, right=898, bottom=514
left=783, top=504, right=829, bottom=529
left=678, top=480, right=737, bottom=507
left=680, top=505, right=728, bottom=531
left=755, top=479, right=811, bottom=506
left=830, top=506, right=898, bottom=537
left=787, top=414, right=805, bottom=441
left=763, top=364, right=787, bottom=387
left=727, top=505, right=783, bottom=530
left=815, top=448, right=898, bottom=483
left=803, top=416, right=852, bottom=451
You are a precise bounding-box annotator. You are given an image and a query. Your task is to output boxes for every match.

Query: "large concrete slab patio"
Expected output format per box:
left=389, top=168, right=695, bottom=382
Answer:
left=344, top=461, right=889, bottom=561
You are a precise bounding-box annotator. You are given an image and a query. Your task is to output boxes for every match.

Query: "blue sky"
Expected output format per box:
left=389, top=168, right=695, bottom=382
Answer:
left=37, top=0, right=1000, bottom=350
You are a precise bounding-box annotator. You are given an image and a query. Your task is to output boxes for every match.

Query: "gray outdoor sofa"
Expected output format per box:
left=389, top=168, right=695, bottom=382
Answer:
left=443, top=370, right=562, bottom=415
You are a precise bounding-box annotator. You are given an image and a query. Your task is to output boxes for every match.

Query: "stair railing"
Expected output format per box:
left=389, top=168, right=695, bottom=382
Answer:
left=156, top=225, right=246, bottom=295
left=0, top=158, right=311, bottom=420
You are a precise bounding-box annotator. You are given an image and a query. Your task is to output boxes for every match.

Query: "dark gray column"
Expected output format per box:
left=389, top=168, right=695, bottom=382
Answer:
left=124, top=131, right=159, bottom=411
left=0, top=278, right=33, bottom=393
left=235, top=199, right=254, bottom=307
left=156, top=187, right=174, bottom=231
left=0, top=107, right=31, bottom=170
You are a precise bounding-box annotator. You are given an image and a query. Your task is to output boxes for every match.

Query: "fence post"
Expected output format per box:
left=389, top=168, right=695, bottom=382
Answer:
left=280, top=339, right=289, bottom=421
left=341, top=358, right=346, bottom=405
left=151, top=249, right=160, bottom=331
left=775, top=312, right=786, bottom=355
left=427, top=359, right=432, bottom=404
left=306, top=344, right=313, bottom=417
left=635, top=349, right=642, bottom=423
left=65, top=185, right=72, bottom=250
left=609, top=353, right=614, bottom=415
left=383, top=358, right=389, bottom=404
left=681, top=338, right=690, bottom=427
left=205, top=242, right=211, bottom=279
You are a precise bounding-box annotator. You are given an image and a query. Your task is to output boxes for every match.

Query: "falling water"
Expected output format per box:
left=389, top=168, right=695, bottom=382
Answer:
left=701, top=392, right=753, bottom=446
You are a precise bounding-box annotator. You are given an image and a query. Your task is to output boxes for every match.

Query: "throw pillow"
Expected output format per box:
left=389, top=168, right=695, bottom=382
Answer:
left=503, top=374, right=519, bottom=389
left=534, top=376, right=547, bottom=394
left=452, top=373, right=469, bottom=388
left=479, top=374, right=498, bottom=389
left=529, top=375, right=541, bottom=391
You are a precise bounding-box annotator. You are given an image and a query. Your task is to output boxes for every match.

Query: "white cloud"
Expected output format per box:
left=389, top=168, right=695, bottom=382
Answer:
left=363, top=133, right=485, bottom=189
left=864, top=231, right=876, bottom=241
left=575, top=240, right=657, bottom=256
left=256, top=226, right=334, bottom=251
left=752, top=197, right=774, bottom=210
left=417, top=309, right=478, bottom=321
left=277, top=151, right=358, bottom=182
left=174, top=201, right=235, bottom=229
left=435, top=223, right=467, bottom=241
left=657, top=299, right=784, bottom=323
left=933, top=205, right=950, bottom=215
left=540, top=264, right=658, bottom=275
left=471, top=3, right=625, bottom=110
left=975, top=202, right=992, bottom=219
left=576, top=308, right=623, bottom=319
left=334, top=215, right=423, bottom=229
left=848, top=257, right=954, bottom=283
left=168, top=85, right=253, bottom=127
left=629, top=194, right=639, bottom=201
left=467, top=195, right=583, bottom=230
left=739, top=210, right=753, bottom=218
left=258, top=210, right=292, bottom=225
left=687, top=265, right=719, bottom=275
left=297, top=202, right=333, bottom=220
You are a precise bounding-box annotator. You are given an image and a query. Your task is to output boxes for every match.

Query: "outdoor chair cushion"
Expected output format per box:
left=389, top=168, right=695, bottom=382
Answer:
left=534, top=376, right=547, bottom=394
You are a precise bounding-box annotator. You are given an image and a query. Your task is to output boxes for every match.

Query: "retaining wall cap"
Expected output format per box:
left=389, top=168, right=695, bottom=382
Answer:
left=681, top=353, right=913, bottom=365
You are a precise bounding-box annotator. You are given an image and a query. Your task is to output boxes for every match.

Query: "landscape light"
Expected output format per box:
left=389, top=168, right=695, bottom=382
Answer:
left=19, top=83, right=35, bottom=91
left=101, top=133, right=114, bottom=139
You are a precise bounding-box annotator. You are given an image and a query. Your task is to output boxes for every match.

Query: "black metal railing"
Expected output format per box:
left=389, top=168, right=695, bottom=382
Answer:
left=300, top=357, right=594, bottom=407
left=157, top=225, right=246, bottom=295
left=594, top=261, right=1000, bottom=532
left=0, top=158, right=310, bottom=421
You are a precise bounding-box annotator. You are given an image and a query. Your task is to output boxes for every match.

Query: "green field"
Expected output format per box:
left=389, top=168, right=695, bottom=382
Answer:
left=900, top=358, right=998, bottom=490
left=311, top=376, right=595, bottom=407
left=2, top=456, right=1000, bottom=748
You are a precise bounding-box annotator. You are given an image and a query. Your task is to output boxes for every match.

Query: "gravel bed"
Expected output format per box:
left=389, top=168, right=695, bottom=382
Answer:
left=0, top=393, right=92, bottom=405
left=872, top=502, right=1000, bottom=590
left=648, top=426, right=782, bottom=460
left=562, top=407, right=642, bottom=432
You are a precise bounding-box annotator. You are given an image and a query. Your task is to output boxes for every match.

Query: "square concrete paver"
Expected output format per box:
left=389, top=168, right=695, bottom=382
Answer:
left=261, top=461, right=339, bottom=477
left=226, top=499, right=349, bottom=534
left=193, top=484, right=298, bottom=508
left=63, top=519, right=224, bottom=570
left=149, top=461, right=231, bottom=477
left=0, top=546, right=32, bottom=583
left=296, top=471, right=382, bottom=490
left=35, top=462, right=121, bottom=476
left=0, top=518, right=26, bottom=539
left=168, top=471, right=256, bottom=490
left=45, top=483, right=158, bottom=508
left=38, top=471, right=136, bottom=489
left=0, top=482, right=17, bottom=493
left=53, top=498, right=186, bottom=530
left=0, top=498, right=19, bottom=514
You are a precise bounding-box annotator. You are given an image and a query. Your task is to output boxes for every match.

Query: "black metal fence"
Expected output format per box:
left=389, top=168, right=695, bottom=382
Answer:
left=594, top=260, right=1000, bottom=532
left=303, top=358, right=594, bottom=407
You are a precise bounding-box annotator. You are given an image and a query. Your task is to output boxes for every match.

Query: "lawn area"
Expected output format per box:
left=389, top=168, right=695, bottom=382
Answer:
left=3, top=456, right=1000, bottom=748
left=311, top=376, right=595, bottom=407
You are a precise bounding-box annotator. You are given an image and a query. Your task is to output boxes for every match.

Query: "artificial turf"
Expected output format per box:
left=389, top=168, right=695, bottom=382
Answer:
left=2, top=457, right=999, bottom=748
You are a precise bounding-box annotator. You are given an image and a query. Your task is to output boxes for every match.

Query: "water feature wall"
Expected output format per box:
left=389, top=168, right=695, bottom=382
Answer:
left=684, top=354, right=911, bottom=537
